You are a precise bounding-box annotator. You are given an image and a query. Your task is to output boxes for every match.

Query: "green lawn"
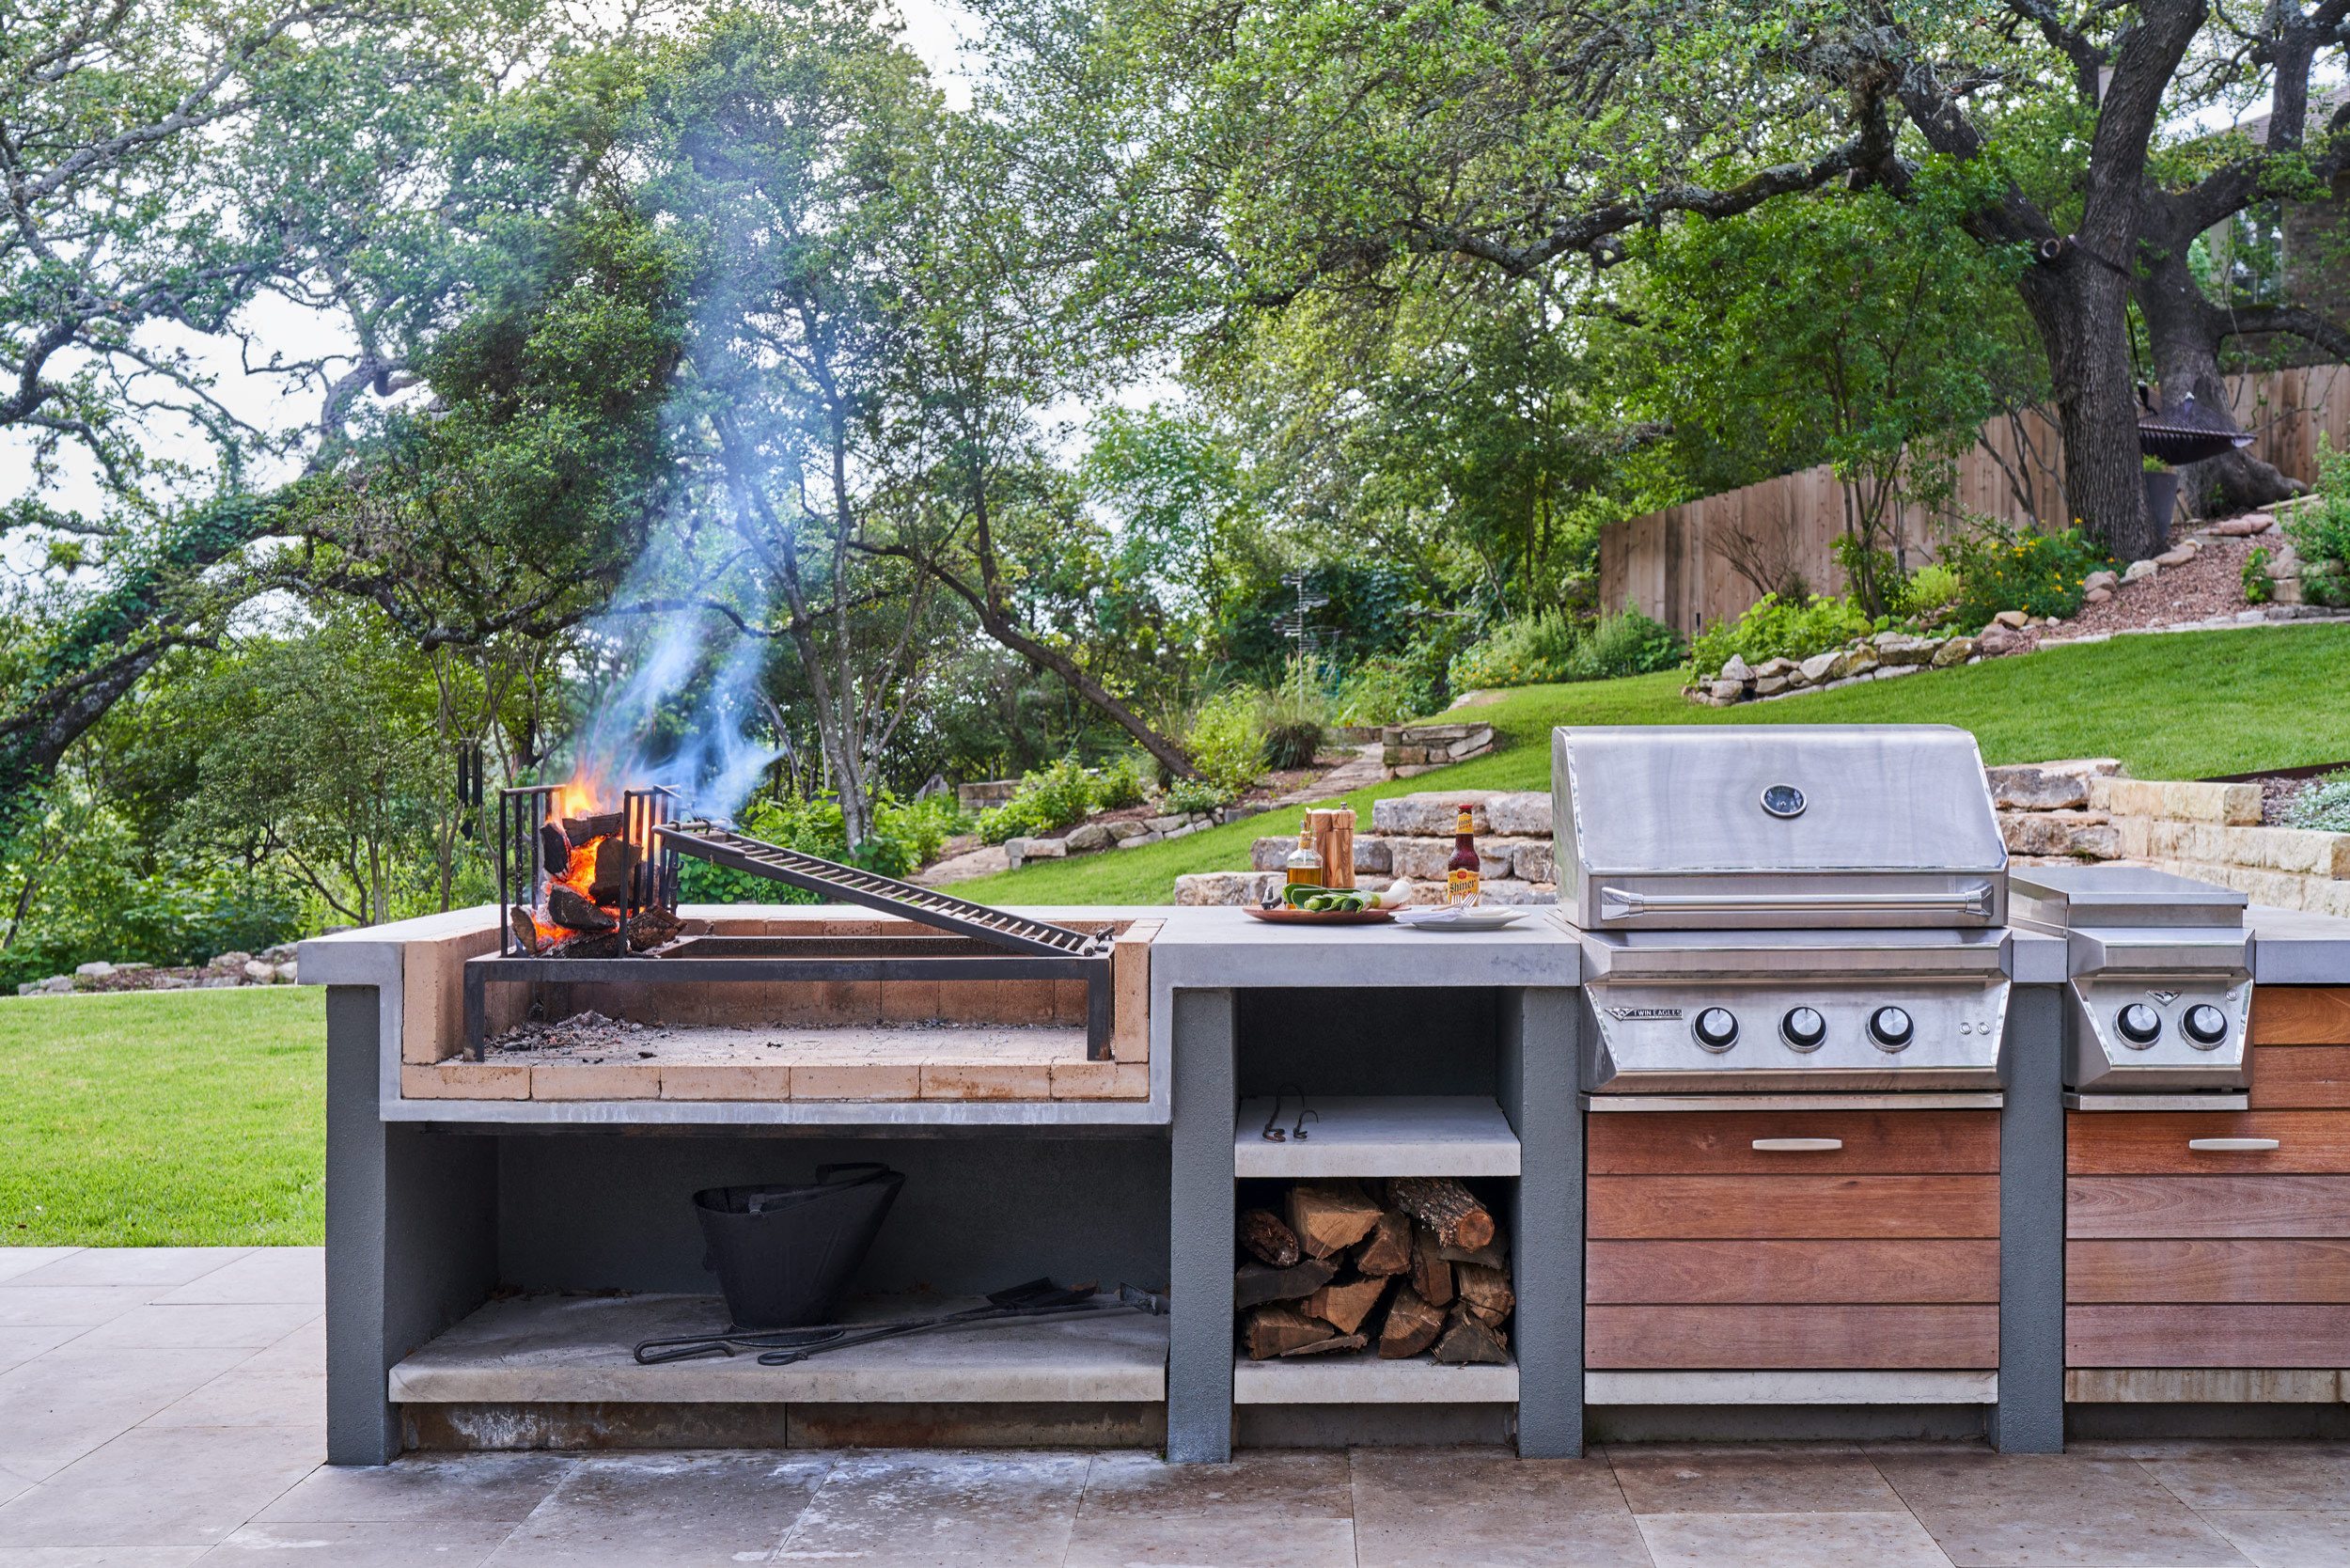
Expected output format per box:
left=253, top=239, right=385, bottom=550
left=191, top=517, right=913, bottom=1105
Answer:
left=962, top=622, right=2350, bottom=905
left=0, top=987, right=324, bottom=1247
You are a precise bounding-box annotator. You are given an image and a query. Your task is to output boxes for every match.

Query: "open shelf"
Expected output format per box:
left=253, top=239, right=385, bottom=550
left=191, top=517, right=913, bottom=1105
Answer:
left=1233, top=1095, right=1519, bottom=1178
left=1232, top=1351, right=1518, bottom=1404
left=390, top=1292, right=1167, bottom=1405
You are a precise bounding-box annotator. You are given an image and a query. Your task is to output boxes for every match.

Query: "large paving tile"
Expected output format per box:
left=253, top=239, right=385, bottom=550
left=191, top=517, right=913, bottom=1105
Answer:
left=255, top=1454, right=575, bottom=1525
left=198, top=1519, right=518, bottom=1566
left=1065, top=1513, right=1357, bottom=1567
left=75, top=1305, right=319, bottom=1352
left=1352, top=1448, right=1646, bottom=1568
left=140, top=1360, right=322, bottom=1431
left=0, top=1330, right=83, bottom=1377
left=1081, top=1450, right=1352, bottom=1519
left=149, top=1250, right=321, bottom=1308
left=0, top=1253, right=82, bottom=1286
left=2201, top=1511, right=2350, bottom=1568
left=0, top=1548, right=211, bottom=1564
left=0, top=1348, right=253, bottom=1480
left=235, top=1322, right=323, bottom=1375
left=0, top=1425, right=318, bottom=1550
left=1637, top=1510, right=1951, bottom=1566
left=2137, top=1448, right=2350, bottom=1510
left=2, top=1253, right=246, bottom=1292
left=1877, top=1453, right=2253, bottom=1567
left=486, top=1451, right=831, bottom=1565
left=0, top=1291, right=154, bottom=1330
left=1607, top=1444, right=1902, bottom=1514
left=775, top=1450, right=1088, bottom=1567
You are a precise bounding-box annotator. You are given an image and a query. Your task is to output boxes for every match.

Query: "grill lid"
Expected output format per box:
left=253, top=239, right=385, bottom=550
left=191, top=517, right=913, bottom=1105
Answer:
left=1553, top=725, right=2007, bottom=930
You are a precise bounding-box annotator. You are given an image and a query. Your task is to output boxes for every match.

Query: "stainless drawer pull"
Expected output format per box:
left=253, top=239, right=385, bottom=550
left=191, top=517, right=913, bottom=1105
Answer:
left=1752, top=1137, right=1843, bottom=1152
left=2188, top=1137, right=2280, bottom=1152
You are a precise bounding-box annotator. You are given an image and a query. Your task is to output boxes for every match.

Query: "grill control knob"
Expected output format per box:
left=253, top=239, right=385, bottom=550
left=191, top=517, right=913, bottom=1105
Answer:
left=1780, top=1007, right=1827, bottom=1052
left=2117, top=1003, right=2163, bottom=1047
left=1868, top=1006, right=1915, bottom=1052
left=1692, top=1008, right=1739, bottom=1052
left=2183, top=1004, right=2229, bottom=1048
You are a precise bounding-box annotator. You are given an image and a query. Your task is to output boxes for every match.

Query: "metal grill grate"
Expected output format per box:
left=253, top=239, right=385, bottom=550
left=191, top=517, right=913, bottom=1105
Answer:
left=655, top=821, right=1109, bottom=959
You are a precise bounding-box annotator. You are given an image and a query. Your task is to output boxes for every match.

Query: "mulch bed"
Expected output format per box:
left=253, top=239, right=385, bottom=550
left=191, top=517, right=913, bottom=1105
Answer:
left=2059, top=525, right=2268, bottom=638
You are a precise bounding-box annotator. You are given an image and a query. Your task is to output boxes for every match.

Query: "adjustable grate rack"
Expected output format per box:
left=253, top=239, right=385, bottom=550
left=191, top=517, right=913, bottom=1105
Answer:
left=466, top=814, right=1118, bottom=1061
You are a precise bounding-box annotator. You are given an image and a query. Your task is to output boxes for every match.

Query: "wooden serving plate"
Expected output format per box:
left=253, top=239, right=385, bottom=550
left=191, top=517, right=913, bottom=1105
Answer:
left=1243, top=905, right=1395, bottom=925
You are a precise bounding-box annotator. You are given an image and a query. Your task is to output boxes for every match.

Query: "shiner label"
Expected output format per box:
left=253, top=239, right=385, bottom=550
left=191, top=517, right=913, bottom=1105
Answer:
left=1445, top=868, right=1480, bottom=905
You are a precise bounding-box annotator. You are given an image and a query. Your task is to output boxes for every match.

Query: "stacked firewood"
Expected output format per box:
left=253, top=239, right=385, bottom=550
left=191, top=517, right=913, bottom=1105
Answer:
left=1235, top=1176, right=1512, bottom=1365
left=509, top=811, right=682, bottom=957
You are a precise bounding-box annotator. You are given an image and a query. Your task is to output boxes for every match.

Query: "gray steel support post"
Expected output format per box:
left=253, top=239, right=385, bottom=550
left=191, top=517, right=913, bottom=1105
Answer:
left=325, top=986, right=497, bottom=1465
left=1993, top=984, right=2065, bottom=1453
left=1502, top=988, right=1584, bottom=1457
left=1167, top=988, right=1236, bottom=1463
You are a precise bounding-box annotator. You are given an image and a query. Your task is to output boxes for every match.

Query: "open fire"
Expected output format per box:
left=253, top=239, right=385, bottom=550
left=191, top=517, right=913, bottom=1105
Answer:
left=504, top=782, right=683, bottom=957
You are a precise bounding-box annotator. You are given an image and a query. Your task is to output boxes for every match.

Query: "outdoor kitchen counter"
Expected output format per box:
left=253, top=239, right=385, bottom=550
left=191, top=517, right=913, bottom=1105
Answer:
left=1148, top=903, right=1583, bottom=989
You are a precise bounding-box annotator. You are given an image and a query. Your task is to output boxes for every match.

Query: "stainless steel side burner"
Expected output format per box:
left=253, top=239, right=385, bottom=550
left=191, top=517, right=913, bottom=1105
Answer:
left=1553, top=725, right=2013, bottom=1094
left=2010, top=865, right=2254, bottom=1097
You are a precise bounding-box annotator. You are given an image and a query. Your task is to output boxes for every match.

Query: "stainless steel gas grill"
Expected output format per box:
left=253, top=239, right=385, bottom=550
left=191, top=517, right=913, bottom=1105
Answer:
left=1554, top=725, right=2013, bottom=1094
left=2009, top=866, right=2254, bottom=1104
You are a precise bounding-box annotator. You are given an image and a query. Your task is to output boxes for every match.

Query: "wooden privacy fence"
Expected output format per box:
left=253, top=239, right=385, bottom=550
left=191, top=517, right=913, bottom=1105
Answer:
left=1600, top=364, right=2350, bottom=635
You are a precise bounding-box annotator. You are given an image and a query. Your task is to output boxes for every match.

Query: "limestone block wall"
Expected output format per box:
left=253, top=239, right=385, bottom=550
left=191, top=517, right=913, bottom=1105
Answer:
left=1176, top=791, right=1560, bottom=905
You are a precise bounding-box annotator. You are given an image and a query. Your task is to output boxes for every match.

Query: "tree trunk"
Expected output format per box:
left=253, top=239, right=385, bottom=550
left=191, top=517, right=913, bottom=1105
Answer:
left=2017, top=245, right=2163, bottom=564
left=2133, top=213, right=2306, bottom=519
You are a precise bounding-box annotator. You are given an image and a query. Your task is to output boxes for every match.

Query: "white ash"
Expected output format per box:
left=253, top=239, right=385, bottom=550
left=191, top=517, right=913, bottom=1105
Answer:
left=483, top=1010, right=1082, bottom=1065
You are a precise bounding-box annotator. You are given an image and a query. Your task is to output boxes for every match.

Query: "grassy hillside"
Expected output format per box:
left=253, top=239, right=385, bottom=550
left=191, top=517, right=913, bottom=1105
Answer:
left=956, top=622, right=2350, bottom=905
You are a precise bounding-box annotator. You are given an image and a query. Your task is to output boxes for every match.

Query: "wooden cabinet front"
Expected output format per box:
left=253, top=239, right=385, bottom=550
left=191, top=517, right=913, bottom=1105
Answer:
left=1586, top=1109, right=1998, bottom=1371
left=2067, top=986, right=2350, bottom=1373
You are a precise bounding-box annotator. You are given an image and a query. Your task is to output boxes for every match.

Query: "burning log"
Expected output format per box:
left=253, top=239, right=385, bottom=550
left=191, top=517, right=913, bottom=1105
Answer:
left=1411, top=1221, right=1455, bottom=1307
left=588, top=838, right=642, bottom=906
left=1387, top=1176, right=1495, bottom=1252
left=1239, top=1209, right=1301, bottom=1267
left=1305, top=1276, right=1389, bottom=1335
left=1244, top=1304, right=1340, bottom=1359
left=627, top=907, right=684, bottom=951
left=538, top=823, right=572, bottom=875
left=564, top=811, right=625, bottom=844
left=1286, top=1181, right=1386, bottom=1259
left=1353, top=1211, right=1413, bottom=1276
left=509, top=905, right=544, bottom=955
left=1378, top=1285, right=1447, bottom=1358
left=1234, top=1257, right=1337, bottom=1310
left=547, top=883, right=617, bottom=933
left=1432, top=1304, right=1510, bottom=1366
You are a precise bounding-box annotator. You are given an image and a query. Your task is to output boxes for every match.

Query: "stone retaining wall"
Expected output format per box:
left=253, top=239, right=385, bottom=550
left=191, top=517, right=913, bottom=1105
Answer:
left=1174, top=791, right=1560, bottom=905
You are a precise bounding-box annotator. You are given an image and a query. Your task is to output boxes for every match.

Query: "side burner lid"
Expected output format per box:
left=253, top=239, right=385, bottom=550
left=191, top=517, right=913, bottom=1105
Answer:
left=2010, top=865, right=2247, bottom=932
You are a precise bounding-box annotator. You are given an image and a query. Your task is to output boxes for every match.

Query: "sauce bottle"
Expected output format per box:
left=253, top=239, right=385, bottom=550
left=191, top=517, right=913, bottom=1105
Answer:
left=1285, top=820, right=1325, bottom=888
left=1445, top=805, right=1480, bottom=905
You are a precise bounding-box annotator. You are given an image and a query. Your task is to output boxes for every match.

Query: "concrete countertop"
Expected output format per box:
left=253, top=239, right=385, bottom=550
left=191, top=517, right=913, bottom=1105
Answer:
left=1151, top=905, right=1582, bottom=990
left=2250, top=904, right=2350, bottom=983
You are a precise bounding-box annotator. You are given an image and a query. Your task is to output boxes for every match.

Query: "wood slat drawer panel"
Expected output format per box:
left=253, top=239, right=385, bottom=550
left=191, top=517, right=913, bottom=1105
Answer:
left=1587, top=1239, right=1999, bottom=1305
left=2068, top=1305, right=2350, bottom=1368
left=2067, top=1113, right=2350, bottom=1174
left=1586, top=1110, right=1998, bottom=1175
left=1589, top=1304, right=1998, bottom=1370
left=1589, top=1176, right=1999, bottom=1240
left=2251, top=987, right=2350, bottom=1045
left=2067, top=1176, right=2350, bottom=1238
left=2252, top=1047, right=2350, bottom=1109
left=2068, top=1238, right=2350, bottom=1303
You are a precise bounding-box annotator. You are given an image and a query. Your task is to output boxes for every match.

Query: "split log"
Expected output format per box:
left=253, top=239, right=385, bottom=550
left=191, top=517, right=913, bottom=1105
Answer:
left=1234, top=1257, right=1337, bottom=1310
left=547, top=882, right=617, bottom=933
left=1438, top=1238, right=1509, bottom=1269
left=1306, top=1276, right=1390, bottom=1335
left=588, top=838, right=642, bottom=906
left=1456, top=1262, right=1514, bottom=1327
left=538, top=823, right=572, bottom=876
left=1378, top=1285, right=1446, bottom=1358
left=626, top=907, right=684, bottom=952
left=1411, top=1221, right=1455, bottom=1307
left=1353, top=1211, right=1413, bottom=1276
left=1239, top=1209, right=1302, bottom=1268
left=1244, top=1304, right=1339, bottom=1359
left=564, top=811, right=626, bottom=843
left=509, top=905, right=544, bottom=955
left=1286, top=1181, right=1386, bottom=1259
left=1388, top=1176, right=1494, bottom=1251
left=1280, top=1331, right=1367, bottom=1356
left=1433, top=1305, right=1511, bottom=1366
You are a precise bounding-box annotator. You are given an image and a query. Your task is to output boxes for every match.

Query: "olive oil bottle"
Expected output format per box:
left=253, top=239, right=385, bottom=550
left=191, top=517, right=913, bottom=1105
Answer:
left=1285, top=820, right=1325, bottom=888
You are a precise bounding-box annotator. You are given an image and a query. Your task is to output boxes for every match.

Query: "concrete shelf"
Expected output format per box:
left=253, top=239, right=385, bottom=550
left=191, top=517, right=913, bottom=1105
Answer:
left=1231, top=1351, right=1519, bottom=1404
left=1233, top=1095, right=1520, bottom=1178
left=389, top=1292, right=1168, bottom=1406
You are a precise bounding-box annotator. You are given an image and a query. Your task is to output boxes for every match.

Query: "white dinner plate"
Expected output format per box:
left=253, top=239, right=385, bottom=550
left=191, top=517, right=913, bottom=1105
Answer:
left=1393, top=906, right=1528, bottom=932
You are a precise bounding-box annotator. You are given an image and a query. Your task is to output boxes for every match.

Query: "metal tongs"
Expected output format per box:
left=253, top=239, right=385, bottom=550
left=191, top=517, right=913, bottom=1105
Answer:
left=1261, top=1082, right=1317, bottom=1142
left=633, top=1279, right=1167, bottom=1368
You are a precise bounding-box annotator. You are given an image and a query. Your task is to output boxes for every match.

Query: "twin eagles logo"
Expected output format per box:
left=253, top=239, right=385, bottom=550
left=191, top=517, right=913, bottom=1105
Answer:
left=1606, top=1006, right=1684, bottom=1021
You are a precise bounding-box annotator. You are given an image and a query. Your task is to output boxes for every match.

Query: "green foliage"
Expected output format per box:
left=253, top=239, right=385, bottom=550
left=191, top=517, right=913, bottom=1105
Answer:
left=1457, top=605, right=1685, bottom=688
left=1898, top=563, right=1963, bottom=622
left=0, top=838, right=301, bottom=992
left=1255, top=667, right=1328, bottom=770
left=1091, top=756, right=1149, bottom=810
left=2287, top=771, right=2350, bottom=833
left=1947, top=524, right=2111, bottom=625
left=1183, top=688, right=1267, bottom=793
left=1162, top=776, right=1233, bottom=815
left=679, top=790, right=962, bottom=898
left=1689, top=594, right=1881, bottom=677
left=975, top=755, right=1147, bottom=844
left=2287, top=442, right=2350, bottom=608
left=2244, top=548, right=2275, bottom=605
left=1579, top=607, right=1687, bottom=680
left=1332, top=656, right=1431, bottom=727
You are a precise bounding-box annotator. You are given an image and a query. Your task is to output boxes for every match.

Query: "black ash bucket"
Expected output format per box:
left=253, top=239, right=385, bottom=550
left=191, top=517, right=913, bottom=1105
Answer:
left=693, top=1163, right=904, bottom=1328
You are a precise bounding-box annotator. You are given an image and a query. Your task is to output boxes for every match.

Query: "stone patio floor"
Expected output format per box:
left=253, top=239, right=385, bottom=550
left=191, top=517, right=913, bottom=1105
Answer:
left=5, top=1248, right=2350, bottom=1565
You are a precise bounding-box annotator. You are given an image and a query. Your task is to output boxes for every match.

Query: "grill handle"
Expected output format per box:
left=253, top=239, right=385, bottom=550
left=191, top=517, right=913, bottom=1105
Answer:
left=2187, top=1137, right=2280, bottom=1152
left=1601, top=884, right=1996, bottom=920
left=1752, top=1137, right=1843, bottom=1152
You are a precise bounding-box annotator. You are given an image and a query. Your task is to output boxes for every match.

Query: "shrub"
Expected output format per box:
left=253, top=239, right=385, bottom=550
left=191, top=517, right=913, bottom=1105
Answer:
left=1897, top=562, right=1962, bottom=622
left=976, top=755, right=1101, bottom=844
left=2244, top=547, right=2275, bottom=605
left=1090, top=754, right=1148, bottom=810
left=1687, top=593, right=1880, bottom=677
left=1449, top=608, right=1582, bottom=689
left=1254, top=666, right=1327, bottom=771
left=1572, top=605, right=1685, bottom=680
left=1947, top=523, right=2109, bottom=625
left=2288, top=440, right=2350, bottom=607
left=1163, top=776, right=1232, bottom=815
left=1331, top=655, right=1429, bottom=727
left=1184, top=687, right=1266, bottom=793
left=2288, top=770, right=2350, bottom=833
